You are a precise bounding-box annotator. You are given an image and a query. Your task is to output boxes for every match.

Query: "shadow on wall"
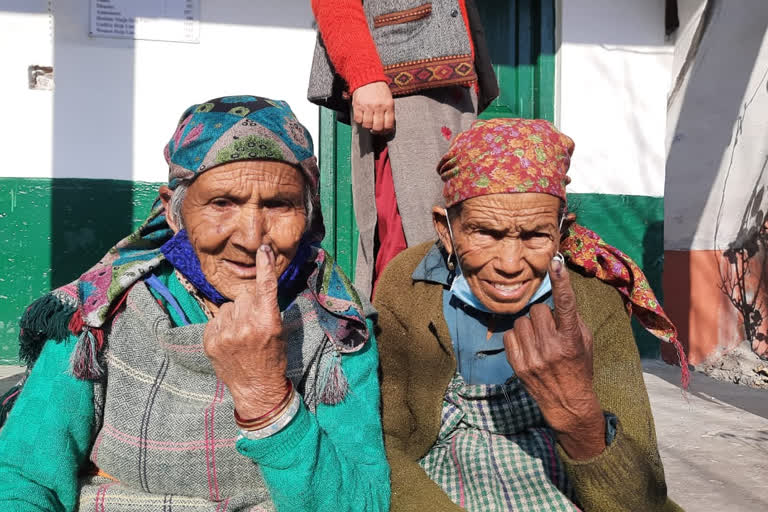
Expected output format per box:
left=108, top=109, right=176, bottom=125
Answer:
left=664, top=0, right=768, bottom=361
left=559, top=0, right=673, bottom=46
left=718, top=161, right=768, bottom=356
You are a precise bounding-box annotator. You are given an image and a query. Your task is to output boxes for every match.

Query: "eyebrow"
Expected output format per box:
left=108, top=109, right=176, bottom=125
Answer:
left=203, top=183, right=303, bottom=199
left=520, top=223, right=557, bottom=232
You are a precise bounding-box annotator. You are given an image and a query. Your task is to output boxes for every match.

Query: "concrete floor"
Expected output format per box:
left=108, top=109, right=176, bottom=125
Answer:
left=1, top=361, right=767, bottom=511
left=0, top=365, right=24, bottom=394
left=643, top=360, right=768, bottom=511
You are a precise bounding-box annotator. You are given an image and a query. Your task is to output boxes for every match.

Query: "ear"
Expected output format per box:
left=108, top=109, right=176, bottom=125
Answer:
left=158, top=185, right=180, bottom=233
left=560, top=211, right=577, bottom=241
left=432, top=206, right=452, bottom=254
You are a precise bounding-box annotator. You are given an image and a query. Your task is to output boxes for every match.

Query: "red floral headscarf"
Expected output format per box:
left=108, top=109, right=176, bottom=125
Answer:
left=438, top=118, right=689, bottom=387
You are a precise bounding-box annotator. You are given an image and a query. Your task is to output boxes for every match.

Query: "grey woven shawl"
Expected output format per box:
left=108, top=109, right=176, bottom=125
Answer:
left=78, top=281, right=352, bottom=511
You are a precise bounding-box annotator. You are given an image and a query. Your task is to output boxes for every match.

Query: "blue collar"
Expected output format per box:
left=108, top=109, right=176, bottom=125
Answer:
left=412, top=243, right=454, bottom=286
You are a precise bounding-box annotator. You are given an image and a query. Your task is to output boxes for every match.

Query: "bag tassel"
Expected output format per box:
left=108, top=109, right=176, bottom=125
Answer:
left=318, top=352, right=348, bottom=405
left=69, top=326, right=105, bottom=380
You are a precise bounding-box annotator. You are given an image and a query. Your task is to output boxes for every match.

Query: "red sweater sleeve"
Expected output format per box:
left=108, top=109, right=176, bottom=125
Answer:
left=311, top=0, right=390, bottom=93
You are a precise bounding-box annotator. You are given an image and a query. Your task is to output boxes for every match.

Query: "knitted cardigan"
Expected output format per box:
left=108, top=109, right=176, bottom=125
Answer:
left=373, top=242, right=683, bottom=512
left=309, top=0, right=498, bottom=114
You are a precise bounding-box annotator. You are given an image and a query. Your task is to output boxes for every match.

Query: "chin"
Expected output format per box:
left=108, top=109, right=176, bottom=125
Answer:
left=480, top=290, right=539, bottom=315
left=485, top=302, right=528, bottom=316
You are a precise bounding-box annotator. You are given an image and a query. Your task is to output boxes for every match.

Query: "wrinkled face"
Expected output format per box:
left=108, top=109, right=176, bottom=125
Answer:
left=164, top=160, right=307, bottom=300
left=435, top=193, right=561, bottom=315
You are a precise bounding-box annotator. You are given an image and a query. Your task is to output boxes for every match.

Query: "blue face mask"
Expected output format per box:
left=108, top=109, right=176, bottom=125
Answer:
left=449, top=267, right=552, bottom=314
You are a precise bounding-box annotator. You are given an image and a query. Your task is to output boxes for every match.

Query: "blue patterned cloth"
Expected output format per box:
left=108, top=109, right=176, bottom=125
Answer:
left=165, top=96, right=318, bottom=192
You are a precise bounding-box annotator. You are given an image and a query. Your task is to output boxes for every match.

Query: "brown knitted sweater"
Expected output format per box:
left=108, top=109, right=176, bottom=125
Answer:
left=373, top=242, right=683, bottom=512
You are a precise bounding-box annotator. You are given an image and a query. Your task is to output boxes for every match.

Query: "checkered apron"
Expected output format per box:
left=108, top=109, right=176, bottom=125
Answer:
left=419, top=374, right=580, bottom=511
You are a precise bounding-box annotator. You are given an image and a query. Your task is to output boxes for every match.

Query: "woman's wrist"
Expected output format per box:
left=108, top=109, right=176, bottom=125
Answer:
left=555, top=409, right=607, bottom=460
left=230, top=376, right=291, bottom=419
left=237, top=390, right=302, bottom=441
left=234, top=380, right=294, bottom=430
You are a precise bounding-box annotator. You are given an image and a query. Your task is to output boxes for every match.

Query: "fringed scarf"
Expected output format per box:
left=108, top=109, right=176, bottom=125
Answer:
left=3, top=94, right=349, bottom=423
left=561, top=224, right=689, bottom=388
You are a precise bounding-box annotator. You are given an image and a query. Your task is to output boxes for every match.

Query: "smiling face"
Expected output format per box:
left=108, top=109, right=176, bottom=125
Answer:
left=160, top=160, right=307, bottom=300
left=434, top=192, right=561, bottom=315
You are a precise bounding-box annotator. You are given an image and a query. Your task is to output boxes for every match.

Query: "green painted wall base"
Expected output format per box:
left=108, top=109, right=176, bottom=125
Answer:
left=0, top=177, right=663, bottom=364
left=569, top=193, right=664, bottom=358
left=0, top=177, right=161, bottom=364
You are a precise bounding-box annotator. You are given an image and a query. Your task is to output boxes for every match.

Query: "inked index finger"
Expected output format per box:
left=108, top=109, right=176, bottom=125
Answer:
left=549, top=255, right=579, bottom=334
left=255, top=244, right=280, bottom=315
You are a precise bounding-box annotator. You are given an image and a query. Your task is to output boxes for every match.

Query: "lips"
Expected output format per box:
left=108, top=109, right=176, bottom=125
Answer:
left=482, top=278, right=531, bottom=302
left=223, top=259, right=258, bottom=279
left=491, top=282, right=524, bottom=292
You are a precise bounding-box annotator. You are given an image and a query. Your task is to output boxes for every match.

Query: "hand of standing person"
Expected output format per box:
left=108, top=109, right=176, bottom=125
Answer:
left=503, top=256, right=607, bottom=460
left=352, top=81, right=395, bottom=134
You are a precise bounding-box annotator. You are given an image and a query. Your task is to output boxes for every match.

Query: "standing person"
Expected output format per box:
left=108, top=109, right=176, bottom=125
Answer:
left=309, top=0, right=499, bottom=298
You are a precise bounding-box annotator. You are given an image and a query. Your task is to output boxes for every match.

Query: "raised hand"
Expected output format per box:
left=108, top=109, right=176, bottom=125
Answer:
left=503, top=256, right=606, bottom=460
left=352, top=81, right=395, bottom=134
left=203, top=244, right=289, bottom=419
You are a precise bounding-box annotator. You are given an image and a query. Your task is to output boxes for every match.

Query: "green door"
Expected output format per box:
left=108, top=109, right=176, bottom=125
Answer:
left=318, top=0, right=557, bottom=278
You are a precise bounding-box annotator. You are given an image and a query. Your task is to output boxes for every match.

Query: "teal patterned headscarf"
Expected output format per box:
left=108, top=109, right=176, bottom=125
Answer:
left=164, top=96, right=319, bottom=195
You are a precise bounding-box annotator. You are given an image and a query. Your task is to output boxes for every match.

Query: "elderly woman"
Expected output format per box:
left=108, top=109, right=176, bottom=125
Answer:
left=374, top=118, right=686, bottom=511
left=0, top=96, right=390, bottom=511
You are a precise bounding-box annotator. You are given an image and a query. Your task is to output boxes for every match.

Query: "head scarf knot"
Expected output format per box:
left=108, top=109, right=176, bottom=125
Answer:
left=164, top=96, right=319, bottom=194
left=438, top=118, right=689, bottom=387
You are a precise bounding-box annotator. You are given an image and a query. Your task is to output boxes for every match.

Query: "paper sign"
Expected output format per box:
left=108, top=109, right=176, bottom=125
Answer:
left=90, top=0, right=200, bottom=44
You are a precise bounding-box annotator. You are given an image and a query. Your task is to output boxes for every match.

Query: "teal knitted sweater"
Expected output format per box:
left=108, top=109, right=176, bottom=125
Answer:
left=0, top=272, right=390, bottom=511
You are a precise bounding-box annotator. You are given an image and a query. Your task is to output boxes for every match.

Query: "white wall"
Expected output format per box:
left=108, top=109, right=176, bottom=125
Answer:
left=0, top=0, right=319, bottom=183
left=665, top=0, right=768, bottom=251
left=3, top=0, right=677, bottom=196
left=0, top=1, right=54, bottom=179
left=559, top=0, right=672, bottom=197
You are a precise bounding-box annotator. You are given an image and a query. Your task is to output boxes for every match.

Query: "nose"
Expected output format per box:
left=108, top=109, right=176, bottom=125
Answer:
left=493, top=239, right=526, bottom=277
left=229, top=206, right=265, bottom=254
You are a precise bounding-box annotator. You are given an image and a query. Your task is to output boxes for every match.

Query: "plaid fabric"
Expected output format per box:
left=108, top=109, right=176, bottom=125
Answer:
left=78, top=476, right=276, bottom=512
left=78, top=279, right=343, bottom=511
left=419, top=374, right=579, bottom=512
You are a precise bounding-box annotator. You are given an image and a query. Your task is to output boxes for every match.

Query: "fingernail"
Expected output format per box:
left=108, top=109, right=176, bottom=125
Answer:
left=260, top=244, right=272, bottom=254
left=551, top=254, right=563, bottom=276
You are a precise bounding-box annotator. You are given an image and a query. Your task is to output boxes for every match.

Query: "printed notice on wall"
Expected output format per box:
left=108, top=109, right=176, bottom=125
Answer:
left=90, top=0, right=200, bottom=43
